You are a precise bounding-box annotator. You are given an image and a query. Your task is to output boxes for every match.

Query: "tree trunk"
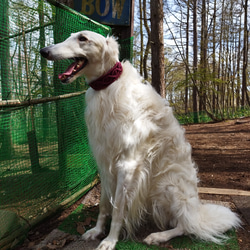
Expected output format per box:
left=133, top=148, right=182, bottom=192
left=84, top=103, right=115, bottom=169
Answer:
left=39, top=0, right=49, bottom=141
left=236, top=7, right=242, bottom=109
left=185, top=0, right=190, bottom=114
left=242, top=0, right=249, bottom=107
left=193, top=0, right=198, bottom=123
left=212, top=0, right=216, bottom=112
left=199, top=0, right=207, bottom=113
left=217, top=0, right=225, bottom=119
left=143, top=0, right=151, bottom=80
left=139, top=0, right=143, bottom=75
left=150, top=0, right=165, bottom=97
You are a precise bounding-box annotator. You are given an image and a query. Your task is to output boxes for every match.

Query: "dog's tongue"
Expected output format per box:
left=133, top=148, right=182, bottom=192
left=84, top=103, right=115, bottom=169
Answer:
left=58, top=61, right=78, bottom=80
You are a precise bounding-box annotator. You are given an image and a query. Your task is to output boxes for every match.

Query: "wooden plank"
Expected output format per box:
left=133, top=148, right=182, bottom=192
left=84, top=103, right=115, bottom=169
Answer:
left=0, top=91, right=86, bottom=108
left=198, top=187, right=250, bottom=196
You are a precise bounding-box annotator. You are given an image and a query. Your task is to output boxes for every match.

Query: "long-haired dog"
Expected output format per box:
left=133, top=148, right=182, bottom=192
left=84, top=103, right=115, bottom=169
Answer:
left=40, top=30, right=241, bottom=250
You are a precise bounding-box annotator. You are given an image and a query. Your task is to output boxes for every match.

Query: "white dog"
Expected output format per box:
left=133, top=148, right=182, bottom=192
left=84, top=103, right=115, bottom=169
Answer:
left=40, top=30, right=241, bottom=250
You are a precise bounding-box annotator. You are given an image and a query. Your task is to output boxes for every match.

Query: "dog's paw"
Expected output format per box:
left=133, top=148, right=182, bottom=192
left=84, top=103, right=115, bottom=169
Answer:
left=143, top=233, right=161, bottom=246
left=96, top=237, right=117, bottom=250
left=82, top=227, right=103, bottom=241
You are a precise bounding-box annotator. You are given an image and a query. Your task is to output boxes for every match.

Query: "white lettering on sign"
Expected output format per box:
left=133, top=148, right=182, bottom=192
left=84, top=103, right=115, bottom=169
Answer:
left=81, top=0, right=126, bottom=19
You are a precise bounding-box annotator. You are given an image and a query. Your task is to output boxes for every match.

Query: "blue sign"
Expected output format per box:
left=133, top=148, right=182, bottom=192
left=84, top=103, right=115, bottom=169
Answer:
left=74, top=0, right=131, bottom=26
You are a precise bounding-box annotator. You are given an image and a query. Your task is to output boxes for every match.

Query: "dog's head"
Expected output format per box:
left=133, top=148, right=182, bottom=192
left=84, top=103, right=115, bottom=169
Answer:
left=40, top=30, right=119, bottom=84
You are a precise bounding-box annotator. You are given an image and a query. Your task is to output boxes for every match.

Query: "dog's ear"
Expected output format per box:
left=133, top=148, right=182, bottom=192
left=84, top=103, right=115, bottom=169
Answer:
left=104, top=36, right=120, bottom=62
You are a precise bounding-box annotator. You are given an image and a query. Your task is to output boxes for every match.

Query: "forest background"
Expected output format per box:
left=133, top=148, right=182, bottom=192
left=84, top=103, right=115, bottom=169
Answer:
left=133, top=0, right=249, bottom=122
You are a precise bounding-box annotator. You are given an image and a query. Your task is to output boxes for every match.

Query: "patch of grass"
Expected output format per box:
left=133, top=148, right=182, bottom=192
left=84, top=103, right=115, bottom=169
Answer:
left=59, top=204, right=239, bottom=250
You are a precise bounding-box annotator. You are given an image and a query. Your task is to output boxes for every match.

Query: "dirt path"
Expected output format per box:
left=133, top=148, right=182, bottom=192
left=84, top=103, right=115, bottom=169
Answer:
left=184, top=117, right=250, bottom=249
left=184, top=117, right=250, bottom=191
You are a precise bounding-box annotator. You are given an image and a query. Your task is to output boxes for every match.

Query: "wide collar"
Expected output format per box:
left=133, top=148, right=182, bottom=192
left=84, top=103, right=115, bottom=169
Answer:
left=89, top=62, right=123, bottom=91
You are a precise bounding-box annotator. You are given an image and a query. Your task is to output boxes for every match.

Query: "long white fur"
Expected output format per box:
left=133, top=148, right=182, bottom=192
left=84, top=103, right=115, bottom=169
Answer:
left=41, top=30, right=241, bottom=250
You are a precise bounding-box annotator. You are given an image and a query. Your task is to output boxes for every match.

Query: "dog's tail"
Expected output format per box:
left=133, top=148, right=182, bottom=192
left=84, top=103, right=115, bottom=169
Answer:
left=186, top=202, right=241, bottom=243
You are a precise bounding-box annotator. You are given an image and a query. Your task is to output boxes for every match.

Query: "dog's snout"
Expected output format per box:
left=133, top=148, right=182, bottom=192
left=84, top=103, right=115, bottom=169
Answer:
left=40, top=47, right=50, bottom=59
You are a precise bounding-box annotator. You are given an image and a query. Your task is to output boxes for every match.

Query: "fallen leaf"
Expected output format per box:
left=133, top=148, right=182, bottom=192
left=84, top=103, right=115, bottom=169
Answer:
left=83, top=217, right=92, bottom=226
left=27, top=241, right=35, bottom=247
left=90, top=206, right=99, bottom=212
left=76, top=222, right=86, bottom=235
left=47, top=238, right=67, bottom=249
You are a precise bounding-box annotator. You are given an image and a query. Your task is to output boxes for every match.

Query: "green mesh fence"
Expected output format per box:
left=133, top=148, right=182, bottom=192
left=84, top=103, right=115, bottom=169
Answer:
left=0, top=0, right=135, bottom=248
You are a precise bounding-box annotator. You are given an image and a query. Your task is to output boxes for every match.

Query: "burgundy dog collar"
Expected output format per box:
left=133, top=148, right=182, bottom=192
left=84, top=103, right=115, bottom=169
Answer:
left=89, top=62, right=123, bottom=91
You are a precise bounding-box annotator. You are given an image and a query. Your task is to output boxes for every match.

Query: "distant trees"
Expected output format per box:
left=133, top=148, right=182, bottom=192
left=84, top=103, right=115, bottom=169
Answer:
left=134, top=0, right=250, bottom=122
left=150, top=0, right=165, bottom=97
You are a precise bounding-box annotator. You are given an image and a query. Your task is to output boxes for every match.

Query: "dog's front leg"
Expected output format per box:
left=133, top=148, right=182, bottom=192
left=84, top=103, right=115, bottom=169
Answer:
left=82, top=189, right=110, bottom=240
left=96, top=170, right=127, bottom=250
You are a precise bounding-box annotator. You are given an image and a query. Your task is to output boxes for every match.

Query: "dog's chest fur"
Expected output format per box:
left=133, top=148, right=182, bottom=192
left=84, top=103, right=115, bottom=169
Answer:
left=85, top=62, right=164, bottom=159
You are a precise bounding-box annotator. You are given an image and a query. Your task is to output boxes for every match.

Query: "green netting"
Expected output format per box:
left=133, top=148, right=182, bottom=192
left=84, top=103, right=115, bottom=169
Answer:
left=0, top=0, right=133, bottom=248
left=119, top=36, right=134, bottom=62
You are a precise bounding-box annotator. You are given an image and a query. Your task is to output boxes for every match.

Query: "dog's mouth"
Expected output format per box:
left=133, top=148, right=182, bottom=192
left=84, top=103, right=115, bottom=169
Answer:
left=58, top=57, right=88, bottom=83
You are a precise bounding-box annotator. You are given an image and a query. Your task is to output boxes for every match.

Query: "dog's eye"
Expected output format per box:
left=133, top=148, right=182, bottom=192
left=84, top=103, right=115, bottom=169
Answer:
left=79, top=36, right=87, bottom=42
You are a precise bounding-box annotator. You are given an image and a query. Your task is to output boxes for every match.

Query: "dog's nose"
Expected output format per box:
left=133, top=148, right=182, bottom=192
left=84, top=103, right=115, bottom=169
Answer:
left=40, top=48, right=50, bottom=58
